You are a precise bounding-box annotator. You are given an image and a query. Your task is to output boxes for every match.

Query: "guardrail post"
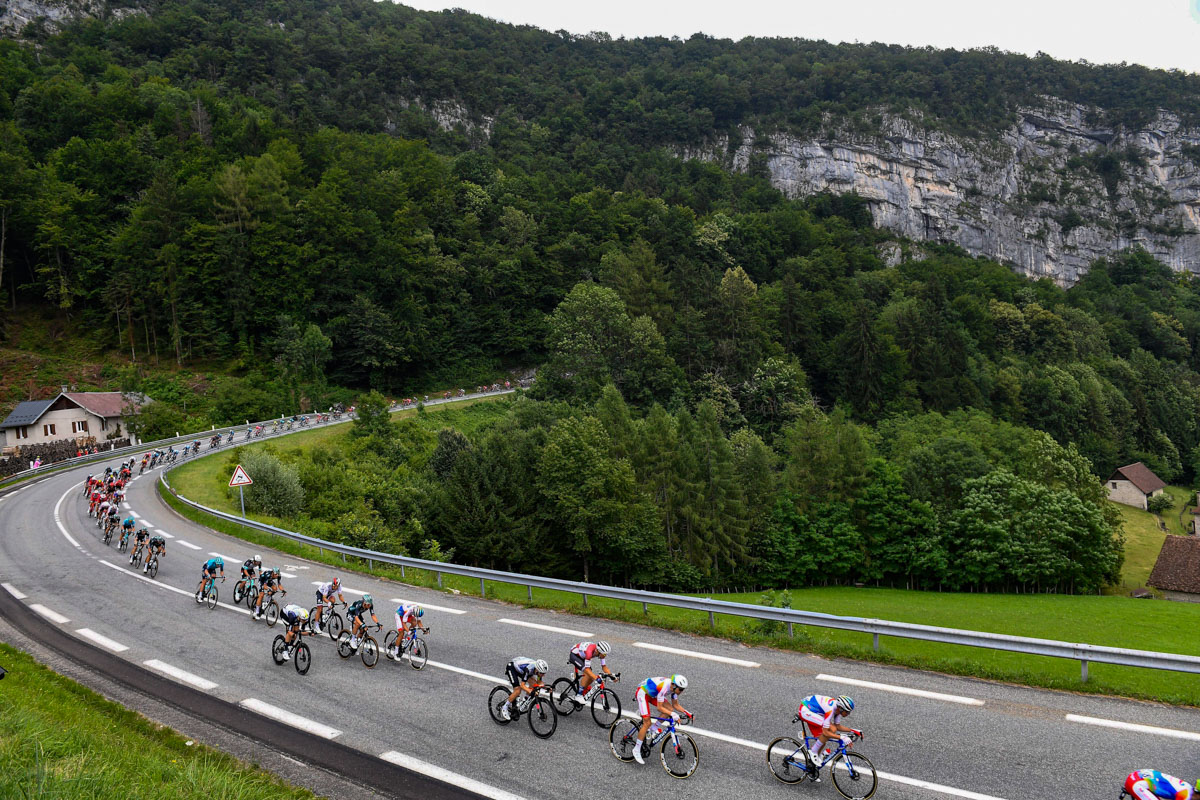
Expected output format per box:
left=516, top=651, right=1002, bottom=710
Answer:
left=582, top=593, right=588, bottom=608
left=528, top=585, right=533, bottom=602
left=368, top=558, right=373, bottom=571
left=480, top=577, right=486, bottom=597
left=437, top=571, right=443, bottom=589
left=873, top=633, right=880, bottom=652
left=787, top=622, right=794, bottom=638
left=708, top=611, right=715, bottom=629
left=341, top=552, right=346, bottom=563
left=643, top=602, right=648, bottom=616
left=400, top=565, right=405, bottom=579
left=1081, top=659, right=1089, bottom=682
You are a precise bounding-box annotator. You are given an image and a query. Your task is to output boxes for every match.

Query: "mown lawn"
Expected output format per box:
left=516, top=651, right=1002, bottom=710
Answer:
left=0, top=641, right=315, bottom=800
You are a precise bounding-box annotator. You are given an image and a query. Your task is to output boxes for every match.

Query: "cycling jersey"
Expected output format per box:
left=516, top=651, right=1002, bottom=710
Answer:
left=260, top=570, right=279, bottom=586
left=317, top=581, right=338, bottom=598
left=635, top=677, right=677, bottom=718
left=149, top=536, right=165, bottom=548
left=506, top=657, right=542, bottom=686
left=1125, top=771, right=1193, bottom=800
left=123, top=518, right=135, bottom=529
left=241, top=559, right=257, bottom=574
left=347, top=600, right=373, bottom=620
left=134, top=529, right=149, bottom=542
left=280, top=604, right=309, bottom=626
left=799, top=695, right=845, bottom=736
left=570, top=641, right=607, bottom=670
left=203, top=558, right=223, bottom=572
left=396, top=603, right=420, bottom=622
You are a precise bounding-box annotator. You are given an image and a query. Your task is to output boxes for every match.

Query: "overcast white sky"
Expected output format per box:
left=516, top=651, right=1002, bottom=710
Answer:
left=400, top=0, right=1200, bottom=74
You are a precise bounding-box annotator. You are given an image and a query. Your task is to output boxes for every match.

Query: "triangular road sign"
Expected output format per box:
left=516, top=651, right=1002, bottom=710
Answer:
left=229, top=464, right=254, bottom=487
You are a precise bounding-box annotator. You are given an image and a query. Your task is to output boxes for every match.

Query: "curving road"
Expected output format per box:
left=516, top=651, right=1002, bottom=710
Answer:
left=1, top=437, right=1198, bottom=800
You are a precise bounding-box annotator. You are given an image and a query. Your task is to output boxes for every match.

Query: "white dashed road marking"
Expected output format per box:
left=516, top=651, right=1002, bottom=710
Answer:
left=177, top=541, right=202, bottom=550
left=76, top=628, right=129, bottom=652
left=816, top=674, right=984, bottom=706
left=240, top=699, right=341, bottom=739
left=497, top=618, right=592, bottom=637
left=155, top=529, right=174, bottom=539
left=632, top=641, right=759, bottom=668
left=1, top=582, right=27, bottom=599
left=379, top=751, right=528, bottom=800
left=144, top=659, right=219, bottom=691
left=30, top=604, right=70, bottom=624
left=1065, top=714, right=1200, bottom=741
left=389, top=599, right=466, bottom=615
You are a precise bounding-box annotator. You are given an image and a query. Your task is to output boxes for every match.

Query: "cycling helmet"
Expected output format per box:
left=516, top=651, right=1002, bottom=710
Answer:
left=533, top=659, right=549, bottom=674
left=332, top=577, right=340, bottom=588
left=672, top=674, right=688, bottom=690
left=298, top=608, right=310, bottom=620
left=416, top=606, right=424, bottom=617
left=835, top=695, right=855, bottom=714
left=253, top=555, right=262, bottom=564
left=362, top=594, right=373, bottom=606
left=214, top=557, right=224, bottom=566
left=596, top=640, right=612, bottom=655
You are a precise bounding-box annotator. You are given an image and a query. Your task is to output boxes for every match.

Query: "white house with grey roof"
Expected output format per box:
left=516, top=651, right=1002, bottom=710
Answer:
left=0, top=392, right=149, bottom=450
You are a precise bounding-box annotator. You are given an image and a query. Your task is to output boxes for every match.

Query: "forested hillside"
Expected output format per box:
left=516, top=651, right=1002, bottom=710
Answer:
left=5, top=0, right=1200, bottom=591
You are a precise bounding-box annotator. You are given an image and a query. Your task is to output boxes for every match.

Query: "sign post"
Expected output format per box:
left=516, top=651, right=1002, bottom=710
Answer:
left=229, top=464, right=254, bottom=518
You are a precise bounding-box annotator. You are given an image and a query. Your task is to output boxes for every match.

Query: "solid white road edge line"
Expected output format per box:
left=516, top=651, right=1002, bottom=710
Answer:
left=29, top=603, right=70, bottom=624
left=76, top=628, right=129, bottom=652
left=177, top=541, right=202, bottom=550
left=240, top=698, right=341, bottom=739
left=379, top=750, right=528, bottom=800
left=53, top=484, right=82, bottom=548
left=390, top=598, right=467, bottom=615
left=2, top=582, right=27, bottom=599
left=97, top=559, right=253, bottom=616
left=1065, top=713, right=1200, bottom=741
left=633, top=641, right=760, bottom=668
left=144, top=659, right=219, bottom=691
left=816, top=674, right=984, bottom=706
left=497, top=618, right=592, bottom=637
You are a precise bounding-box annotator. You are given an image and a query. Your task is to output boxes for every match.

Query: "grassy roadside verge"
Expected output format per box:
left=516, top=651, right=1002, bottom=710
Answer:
left=158, top=474, right=1200, bottom=706
left=0, top=640, right=316, bottom=800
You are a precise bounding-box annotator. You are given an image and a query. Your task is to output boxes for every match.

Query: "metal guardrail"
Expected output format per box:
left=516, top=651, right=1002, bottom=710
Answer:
left=157, top=450, right=1200, bottom=683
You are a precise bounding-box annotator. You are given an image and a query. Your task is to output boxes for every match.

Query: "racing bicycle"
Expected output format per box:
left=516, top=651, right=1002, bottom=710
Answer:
left=308, top=601, right=345, bottom=640
left=336, top=623, right=380, bottom=668
left=609, top=714, right=699, bottom=779
left=551, top=670, right=621, bottom=727
left=383, top=625, right=428, bottom=669
left=487, top=683, right=557, bottom=739
left=195, top=575, right=222, bottom=610
left=766, top=718, right=876, bottom=799
left=271, top=633, right=312, bottom=675
left=233, top=574, right=258, bottom=606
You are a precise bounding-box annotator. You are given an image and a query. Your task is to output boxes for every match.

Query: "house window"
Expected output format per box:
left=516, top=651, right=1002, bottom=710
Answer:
left=43, top=423, right=56, bottom=436
left=1111, top=482, right=1118, bottom=489
left=14, top=426, right=29, bottom=440
left=100, top=418, right=108, bottom=431
left=73, top=420, right=89, bottom=433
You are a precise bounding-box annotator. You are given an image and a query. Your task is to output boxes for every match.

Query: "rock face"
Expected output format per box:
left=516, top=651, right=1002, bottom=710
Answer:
left=682, top=99, right=1200, bottom=284
left=0, top=0, right=138, bottom=37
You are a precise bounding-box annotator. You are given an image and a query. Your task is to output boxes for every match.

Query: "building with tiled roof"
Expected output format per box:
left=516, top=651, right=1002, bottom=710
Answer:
left=0, top=391, right=149, bottom=450
left=1148, top=535, right=1200, bottom=601
left=1106, top=462, right=1167, bottom=510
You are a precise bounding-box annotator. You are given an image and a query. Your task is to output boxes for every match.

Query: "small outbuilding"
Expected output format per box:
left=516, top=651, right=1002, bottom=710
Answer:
left=1106, top=462, right=1166, bottom=510
left=0, top=391, right=148, bottom=449
left=1148, top=535, right=1200, bottom=601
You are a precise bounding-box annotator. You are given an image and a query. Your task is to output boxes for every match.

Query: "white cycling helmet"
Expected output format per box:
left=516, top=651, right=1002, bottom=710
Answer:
left=533, top=659, right=549, bottom=674
left=332, top=576, right=340, bottom=588
left=253, top=555, right=262, bottom=564
left=672, top=674, right=688, bottom=690
left=595, top=640, right=612, bottom=655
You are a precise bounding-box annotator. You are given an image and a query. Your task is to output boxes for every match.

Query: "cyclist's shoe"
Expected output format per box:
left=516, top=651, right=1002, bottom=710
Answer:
left=500, top=703, right=512, bottom=721
left=281, top=649, right=291, bottom=662
left=254, top=610, right=264, bottom=619
left=349, top=637, right=360, bottom=649
left=633, top=744, right=645, bottom=765
left=571, top=693, right=586, bottom=706
left=386, top=644, right=397, bottom=660
left=314, top=623, right=324, bottom=634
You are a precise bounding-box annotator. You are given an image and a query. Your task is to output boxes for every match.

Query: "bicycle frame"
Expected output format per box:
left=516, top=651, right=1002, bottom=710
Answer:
left=790, top=716, right=861, bottom=773
left=647, top=715, right=686, bottom=748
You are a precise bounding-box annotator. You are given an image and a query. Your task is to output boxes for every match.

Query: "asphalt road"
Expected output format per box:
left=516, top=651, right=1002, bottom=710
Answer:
left=2, top=436, right=1199, bottom=800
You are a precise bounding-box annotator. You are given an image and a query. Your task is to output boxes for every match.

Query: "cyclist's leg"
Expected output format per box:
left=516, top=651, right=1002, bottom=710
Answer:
left=635, top=689, right=653, bottom=739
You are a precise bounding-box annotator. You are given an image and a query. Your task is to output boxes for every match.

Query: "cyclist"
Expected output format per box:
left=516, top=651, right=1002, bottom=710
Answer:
left=105, top=504, right=120, bottom=533
left=196, top=557, right=225, bottom=598
left=278, top=603, right=311, bottom=661
left=798, top=694, right=860, bottom=776
left=388, top=602, right=427, bottom=660
left=500, top=657, right=549, bottom=721
left=312, top=577, right=346, bottom=635
left=128, top=527, right=150, bottom=565
left=240, top=554, right=261, bottom=581
left=568, top=640, right=616, bottom=705
left=345, top=594, right=380, bottom=650
left=1122, top=770, right=1194, bottom=800
left=144, top=533, right=166, bottom=573
left=119, top=516, right=136, bottom=547
left=253, top=567, right=285, bottom=619
left=633, top=675, right=691, bottom=765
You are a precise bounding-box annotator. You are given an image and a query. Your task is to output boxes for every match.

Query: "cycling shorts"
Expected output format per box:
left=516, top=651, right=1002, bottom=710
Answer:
left=201, top=567, right=217, bottom=577
left=506, top=662, right=537, bottom=688
left=569, top=652, right=590, bottom=671
left=635, top=687, right=661, bottom=718
left=800, top=705, right=834, bottom=737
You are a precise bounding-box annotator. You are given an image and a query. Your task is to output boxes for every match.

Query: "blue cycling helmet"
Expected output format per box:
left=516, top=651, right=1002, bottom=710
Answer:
left=835, top=695, right=854, bottom=713
left=416, top=606, right=424, bottom=618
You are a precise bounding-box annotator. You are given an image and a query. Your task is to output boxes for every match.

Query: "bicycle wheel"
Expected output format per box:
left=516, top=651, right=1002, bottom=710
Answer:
left=591, top=688, right=621, bottom=728
left=265, top=601, right=279, bottom=627
left=660, top=731, right=699, bottom=779
left=766, top=737, right=810, bottom=785
left=409, top=638, right=428, bottom=670
left=551, top=678, right=578, bottom=715
left=326, top=612, right=343, bottom=640
left=294, top=642, right=311, bottom=676
left=336, top=631, right=354, bottom=659
left=527, top=698, right=557, bottom=739
left=383, top=630, right=398, bottom=660
left=360, top=635, right=378, bottom=668
left=118, top=535, right=127, bottom=553
left=234, top=581, right=247, bottom=604
left=245, top=586, right=259, bottom=611
left=147, top=557, right=158, bottom=579
left=205, top=585, right=218, bottom=610
left=272, top=635, right=287, bottom=665
left=130, top=551, right=142, bottom=569
left=831, top=752, right=877, bottom=800
left=488, top=686, right=514, bottom=725
left=609, top=720, right=640, bottom=762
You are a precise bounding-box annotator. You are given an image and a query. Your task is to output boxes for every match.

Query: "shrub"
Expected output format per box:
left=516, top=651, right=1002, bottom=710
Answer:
left=233, top=449, right=304, bottom=518
left=1147, top=494, right=1174, bottom=515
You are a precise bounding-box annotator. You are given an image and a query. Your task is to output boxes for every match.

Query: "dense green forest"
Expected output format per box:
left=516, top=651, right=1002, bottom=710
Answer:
left=5, top=0, right=1200, bottom=590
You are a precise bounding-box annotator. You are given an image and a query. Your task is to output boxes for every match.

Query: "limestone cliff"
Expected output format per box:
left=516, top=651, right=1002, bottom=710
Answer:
left=0, top=0, right=138, bottom=37
left=681, top=99, right=1200, bottom=284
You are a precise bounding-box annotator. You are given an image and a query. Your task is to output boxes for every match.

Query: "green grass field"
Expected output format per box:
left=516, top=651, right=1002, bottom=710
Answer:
left=1111, top=485, right=1194, bottom=592
left=0, top=641, right=315, bottom=800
